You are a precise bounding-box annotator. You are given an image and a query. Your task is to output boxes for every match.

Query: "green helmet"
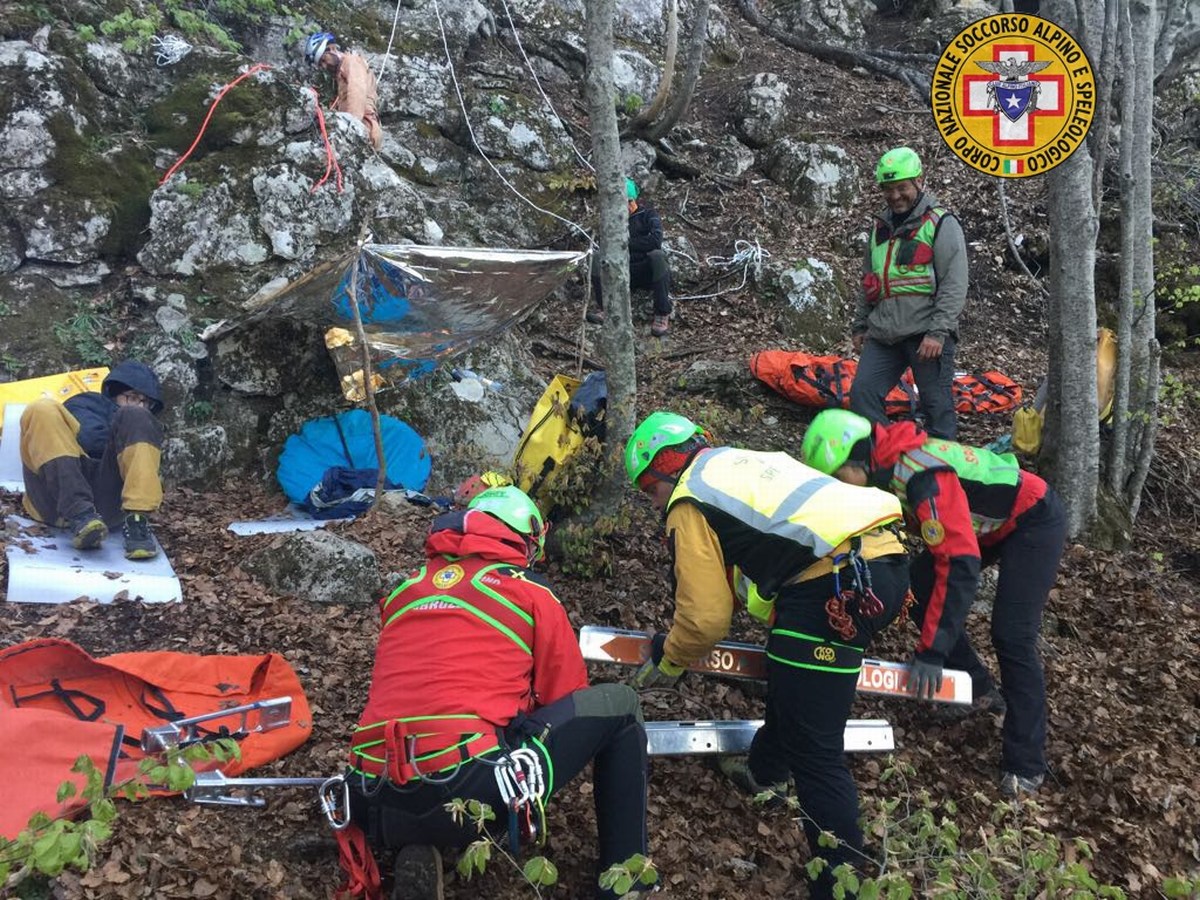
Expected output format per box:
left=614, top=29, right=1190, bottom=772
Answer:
left=468, top=485, right=547, bottom=561
left=626, top=178, right=639, bottom=201
left=625, top=412, right=704, bottom=484
left=801, top=410, right=873, bottom=475
left=876, top=146, right=923, bottom=184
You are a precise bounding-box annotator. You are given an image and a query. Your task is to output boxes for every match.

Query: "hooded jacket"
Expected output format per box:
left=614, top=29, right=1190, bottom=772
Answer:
left=627, top=201, right=664, bottom=266
left=869, top=420, right=1047, bottom=663
left=63, top=361, right=163, bottom=458
left=852, top=191, right=968, bottom=345
left=354, top=508, right=588, bottom=743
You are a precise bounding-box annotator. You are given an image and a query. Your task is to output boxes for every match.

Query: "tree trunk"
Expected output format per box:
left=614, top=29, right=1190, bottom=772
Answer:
left=1088, top=0, right=1120, bottom=210
left=1108, top=0, right=1137, bottom=496
left=1123, top=0, right=1158, bottom=518
left=640, top=0, right=711, bottom=141
left=585, top=0, right=637, bottom=512
left=629, top=0, right=679, bottom=132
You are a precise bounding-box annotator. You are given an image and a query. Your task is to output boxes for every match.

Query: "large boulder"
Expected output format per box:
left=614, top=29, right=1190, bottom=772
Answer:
left=735, top=73, right=791, bottom=149
left=765, top=257, right=848, bottom=349
left=763, top=140, right=859, bottom=215
left=241, top=530, right=380, bottom=605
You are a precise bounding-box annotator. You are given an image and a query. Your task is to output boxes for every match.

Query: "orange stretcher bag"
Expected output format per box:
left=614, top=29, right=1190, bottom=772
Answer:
left=749, top=350, right=916, bottom=418
left=951, top=370, right=1023, bottom=414
left=0, top=638, right=312, bottom=839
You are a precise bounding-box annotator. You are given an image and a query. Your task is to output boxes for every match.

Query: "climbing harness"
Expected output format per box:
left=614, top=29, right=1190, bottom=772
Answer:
left=826, top=545, right=885, bottom=640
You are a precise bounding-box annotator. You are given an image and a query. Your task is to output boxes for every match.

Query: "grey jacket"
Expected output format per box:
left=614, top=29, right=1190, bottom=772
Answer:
left=852, top=191, right=968, bottom=345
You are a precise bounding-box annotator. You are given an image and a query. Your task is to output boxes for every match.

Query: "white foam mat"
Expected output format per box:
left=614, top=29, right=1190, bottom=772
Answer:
left=0, top=404, right=26, bottom=492
left=4, top=516, right=181, bottom=604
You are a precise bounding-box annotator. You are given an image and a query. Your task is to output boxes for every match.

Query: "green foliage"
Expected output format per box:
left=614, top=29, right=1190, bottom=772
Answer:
left=445, top=798, right=648, bottom=895
left=0, top=740, right=237, bottom=890
left=1158, top=372, right=1200, bottom=427
left=617, top=93, right=644, bottom=116
left=788, top=758, right=1195, bottom=898
left=600, top=853, right=659, bottom=895
left=52, top=302, right=115, bottom=367
left=76, top=24, right=97, bottom=41
left=555, top=509, right=629, bottom=579
left=187, top=400, right=214, bottom=422
left=546, top=169, right=598, bottom=193
left=488, top=95, right=510, bottom=116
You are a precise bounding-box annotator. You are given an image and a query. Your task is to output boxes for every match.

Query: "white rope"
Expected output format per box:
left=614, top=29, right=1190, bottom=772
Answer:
left=375, top=0, right=404, bottom=86
left=152, top=34, right=192, bottom=67
left=670, top=238, right=770, bottom=301
left=495, top=0, right=594, bottom=174
left=431, top=0, right=596, bottom=248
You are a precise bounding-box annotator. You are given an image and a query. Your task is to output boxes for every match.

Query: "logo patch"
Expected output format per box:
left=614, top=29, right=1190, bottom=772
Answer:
left=432, top=564, right=465, bottom=590
left=814, top=645, right=837, bottom=663
left=930, top=14, right=1095, bottom=178
left=920, top=519, right=946, bottom=547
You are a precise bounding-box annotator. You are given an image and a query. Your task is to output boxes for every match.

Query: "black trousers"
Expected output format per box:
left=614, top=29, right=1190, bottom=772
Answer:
left=747, top=555, right=909, bottom=900
left=851, top=334, right=958, bottom=439
left=910, top=490, right=1067, bottom=777
left=591, top=250, right=672, bottom=316
left=348, top=683, right=648, bottom=898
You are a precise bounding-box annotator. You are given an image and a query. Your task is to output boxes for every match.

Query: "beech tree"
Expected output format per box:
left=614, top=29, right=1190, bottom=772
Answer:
left=630, top=0, right=712, bottom=141
left=584, top=0, right=638, bottom=507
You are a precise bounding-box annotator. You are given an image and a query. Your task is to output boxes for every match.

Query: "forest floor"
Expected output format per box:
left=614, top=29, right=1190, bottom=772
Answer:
left=2, top=0, right=1200, bottom=898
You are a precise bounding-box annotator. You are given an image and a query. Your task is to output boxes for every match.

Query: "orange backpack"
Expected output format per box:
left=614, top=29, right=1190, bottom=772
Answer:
left=0, top=638, right=312, bottom=839
left=749, top=350, right=916, bottom=418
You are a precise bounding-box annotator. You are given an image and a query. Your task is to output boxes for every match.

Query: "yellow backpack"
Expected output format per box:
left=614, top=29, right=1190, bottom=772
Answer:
left=513, top=374, right=584, bottom=500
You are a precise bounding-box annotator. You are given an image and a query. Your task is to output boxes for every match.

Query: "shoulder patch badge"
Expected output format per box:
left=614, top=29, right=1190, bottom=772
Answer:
left=432, top=564, right=465, bottom=590
left=920, top=519, right=946, bottom=547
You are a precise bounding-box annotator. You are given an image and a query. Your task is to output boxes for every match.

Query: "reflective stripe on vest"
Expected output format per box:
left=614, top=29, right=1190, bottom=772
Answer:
left=891, top=441, right=1022, bottom=536
left=870, top=207, right=945, bottom=299
left=669, top=448, right=902, bottom=563
left=381, top=562, right=535, bottom=655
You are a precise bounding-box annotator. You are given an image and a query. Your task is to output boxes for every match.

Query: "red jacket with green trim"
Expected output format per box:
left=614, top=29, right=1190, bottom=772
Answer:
left=355, top=510, right=588, bottom=739
left=870, top=420, right=1047, bottom=663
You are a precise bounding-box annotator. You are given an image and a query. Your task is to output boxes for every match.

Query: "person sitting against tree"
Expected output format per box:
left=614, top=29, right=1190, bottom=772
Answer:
left=587, top=178, right=673, bottom=338
left=850, top=146, right=968, bottom=440
left=305, top=31, right=384, bottom=150
left=19, top=360, right=165, bottom=561
left=801, top=409, right=1067, bottom=798
left=624, top=411, right=909, bottom=899
left=344, top=485, right=650, bottom=900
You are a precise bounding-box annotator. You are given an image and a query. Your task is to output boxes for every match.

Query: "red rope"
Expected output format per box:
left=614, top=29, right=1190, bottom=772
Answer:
left=159, top=63, right=272, bottom=186
left=310, top=87, right=344, bottom=194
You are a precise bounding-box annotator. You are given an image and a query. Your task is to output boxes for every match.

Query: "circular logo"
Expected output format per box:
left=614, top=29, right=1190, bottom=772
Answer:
left=432, top=564, right=465, bottom=590
left=920, top=519, right=946, bottom=547
left=814, top=645, right=837, bottom=663
left=930, top=14, right=1095, bottom=178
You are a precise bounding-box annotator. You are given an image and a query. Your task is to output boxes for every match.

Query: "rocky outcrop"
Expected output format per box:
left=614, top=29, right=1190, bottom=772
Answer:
left=241, top=530, right=379, bottom=605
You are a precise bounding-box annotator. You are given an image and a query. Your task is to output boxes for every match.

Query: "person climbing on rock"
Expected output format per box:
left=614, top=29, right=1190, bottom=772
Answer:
left=306, top=31, right=384, bottom=150
left=588, top=178, right=673, bottom=337
left=625, top=411, right=909, bottom=899
left=850, top=146, right=967, bottom=439
left=19, top=360, right=166, bottom=561
left=345, top=485, right=650, bottom=900
left=801, top=409, right=1067, bottom=798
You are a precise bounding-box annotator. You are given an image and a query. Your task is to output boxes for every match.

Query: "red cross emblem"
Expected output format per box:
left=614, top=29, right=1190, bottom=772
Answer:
left=962, top=44, right=1064, bottom=147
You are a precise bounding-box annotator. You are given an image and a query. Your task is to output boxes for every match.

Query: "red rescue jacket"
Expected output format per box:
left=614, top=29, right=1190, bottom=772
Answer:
left=350, top=510, right=587, bottom=782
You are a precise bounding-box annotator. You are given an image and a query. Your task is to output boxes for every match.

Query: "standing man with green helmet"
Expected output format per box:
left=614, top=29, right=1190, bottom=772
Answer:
left=624, top=411, right=911, bottom=899
left=851, top=146, right=968, bottom=439
left=801, top=409, right=1067, bottom=799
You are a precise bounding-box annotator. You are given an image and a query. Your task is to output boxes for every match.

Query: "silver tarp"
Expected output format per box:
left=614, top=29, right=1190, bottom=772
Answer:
left=237, top=243, right=587, bottom=398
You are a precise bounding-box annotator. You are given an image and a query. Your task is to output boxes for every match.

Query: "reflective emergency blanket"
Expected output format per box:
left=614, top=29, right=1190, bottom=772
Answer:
left=240, top=244, right=587, bottom=400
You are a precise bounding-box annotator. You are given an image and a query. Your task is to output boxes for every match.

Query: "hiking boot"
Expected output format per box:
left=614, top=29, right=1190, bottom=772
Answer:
left=716, top=756, right=790, bottom=808
left=392, top=844, right=443, bottom=900
left=586, top=307, right=606, bottom=324
left=999, top=771, right=1044, bottom=798
left=70, top=510, right=107, bottom=550
left=122, top=513, right=158, bottom=561
left=650, top=314, right=670, bottom=337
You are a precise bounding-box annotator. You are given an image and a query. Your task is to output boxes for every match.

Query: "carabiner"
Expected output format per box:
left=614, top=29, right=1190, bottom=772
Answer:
left=319, top=775, right=352, bottom=831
